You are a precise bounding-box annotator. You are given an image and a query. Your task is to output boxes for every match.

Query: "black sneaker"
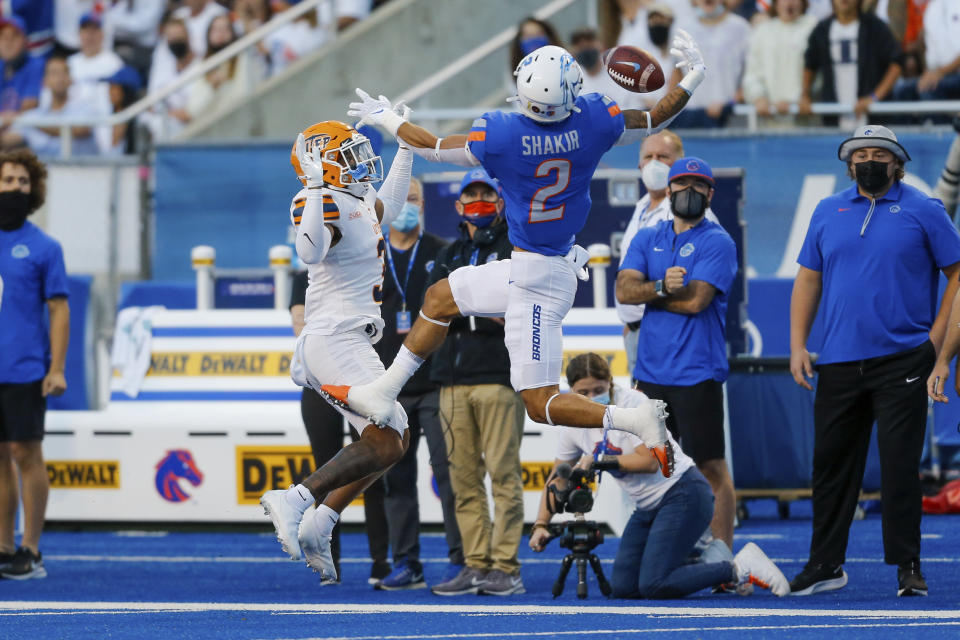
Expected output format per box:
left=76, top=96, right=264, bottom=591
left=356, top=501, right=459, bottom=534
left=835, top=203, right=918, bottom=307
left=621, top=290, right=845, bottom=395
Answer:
left=368, top=560, right=391, bottom=585
left=0, top=547, right=46, bottom=580
left=0, top=550, right=14, bottom=574
left=789, top=562, right=846, bottom=595
left=897, top=560, right=928, bottom=597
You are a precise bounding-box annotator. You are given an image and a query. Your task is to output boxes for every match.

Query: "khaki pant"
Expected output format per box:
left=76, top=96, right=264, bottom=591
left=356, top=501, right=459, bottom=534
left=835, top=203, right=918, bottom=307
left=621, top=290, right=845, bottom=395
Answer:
left=439, top=383, right=525, bottom=574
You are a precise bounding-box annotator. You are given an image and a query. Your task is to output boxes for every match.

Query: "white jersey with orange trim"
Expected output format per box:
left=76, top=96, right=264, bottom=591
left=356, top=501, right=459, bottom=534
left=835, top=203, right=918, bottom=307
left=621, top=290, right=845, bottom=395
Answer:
left=289, top=185, right=386, bottom=338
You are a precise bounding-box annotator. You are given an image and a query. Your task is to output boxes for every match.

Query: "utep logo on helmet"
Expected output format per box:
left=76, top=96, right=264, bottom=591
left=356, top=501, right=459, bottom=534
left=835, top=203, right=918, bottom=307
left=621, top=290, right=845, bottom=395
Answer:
left=305, top=133, right=331, bottom=154
left=155, top=449, right=204, bottom=503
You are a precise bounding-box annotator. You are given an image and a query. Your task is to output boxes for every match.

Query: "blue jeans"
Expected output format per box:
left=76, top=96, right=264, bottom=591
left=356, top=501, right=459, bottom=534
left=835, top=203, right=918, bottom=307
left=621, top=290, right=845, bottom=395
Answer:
left=611, top=468, right=733, bottom=598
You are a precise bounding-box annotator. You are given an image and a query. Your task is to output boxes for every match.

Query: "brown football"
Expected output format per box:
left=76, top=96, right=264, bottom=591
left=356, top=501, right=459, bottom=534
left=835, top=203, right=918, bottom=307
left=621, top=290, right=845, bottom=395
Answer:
left=603, top=46, right=665, bottom=94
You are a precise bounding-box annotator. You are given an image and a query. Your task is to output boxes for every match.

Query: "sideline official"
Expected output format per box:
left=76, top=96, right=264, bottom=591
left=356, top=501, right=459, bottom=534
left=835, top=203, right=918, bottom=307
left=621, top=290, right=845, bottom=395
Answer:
left=789, top=125, right=960, bottom=597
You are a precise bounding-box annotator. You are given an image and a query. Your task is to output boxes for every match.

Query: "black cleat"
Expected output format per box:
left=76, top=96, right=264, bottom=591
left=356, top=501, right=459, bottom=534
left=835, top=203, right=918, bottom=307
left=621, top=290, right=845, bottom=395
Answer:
left=897, top=560, right=928, bottom=597
left=789, top=562, right=846, bottom=595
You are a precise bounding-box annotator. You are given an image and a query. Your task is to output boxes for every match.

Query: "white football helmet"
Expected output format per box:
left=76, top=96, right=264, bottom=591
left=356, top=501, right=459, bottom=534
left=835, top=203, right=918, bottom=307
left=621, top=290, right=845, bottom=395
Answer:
left=510, top=45, right=583, bottom=123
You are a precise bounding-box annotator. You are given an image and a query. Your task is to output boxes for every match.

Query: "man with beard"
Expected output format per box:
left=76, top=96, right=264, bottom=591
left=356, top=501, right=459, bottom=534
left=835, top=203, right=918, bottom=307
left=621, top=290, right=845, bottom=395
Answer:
left=0, top=148, right=67, bottom=580
left=616, top=157, right=738, bottom=552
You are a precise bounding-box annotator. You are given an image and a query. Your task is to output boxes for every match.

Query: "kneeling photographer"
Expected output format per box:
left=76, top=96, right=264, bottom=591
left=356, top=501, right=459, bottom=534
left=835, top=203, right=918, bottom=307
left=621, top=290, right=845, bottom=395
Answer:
left=529, top=354, right=789, bottom=599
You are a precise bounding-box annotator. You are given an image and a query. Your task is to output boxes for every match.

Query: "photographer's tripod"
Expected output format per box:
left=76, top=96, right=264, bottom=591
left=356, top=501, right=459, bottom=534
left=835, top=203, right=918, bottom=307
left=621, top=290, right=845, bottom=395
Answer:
left=550, top=518, right=612, bottom=599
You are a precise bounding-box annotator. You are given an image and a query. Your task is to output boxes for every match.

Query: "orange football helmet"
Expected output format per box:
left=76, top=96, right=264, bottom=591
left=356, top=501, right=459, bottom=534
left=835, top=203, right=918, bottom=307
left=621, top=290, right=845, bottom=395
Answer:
left=290, top=120, right=383, bottom=188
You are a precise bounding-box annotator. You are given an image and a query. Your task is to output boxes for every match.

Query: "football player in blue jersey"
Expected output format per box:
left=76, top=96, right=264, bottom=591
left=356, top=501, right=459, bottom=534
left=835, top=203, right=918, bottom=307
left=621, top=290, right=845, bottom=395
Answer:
left=322, top=32, right=707, bottom=478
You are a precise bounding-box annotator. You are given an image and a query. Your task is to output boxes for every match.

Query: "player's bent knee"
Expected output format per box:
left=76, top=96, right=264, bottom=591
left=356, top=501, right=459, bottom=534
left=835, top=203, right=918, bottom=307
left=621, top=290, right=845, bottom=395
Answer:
left=422, top=280, right=460, bottom=321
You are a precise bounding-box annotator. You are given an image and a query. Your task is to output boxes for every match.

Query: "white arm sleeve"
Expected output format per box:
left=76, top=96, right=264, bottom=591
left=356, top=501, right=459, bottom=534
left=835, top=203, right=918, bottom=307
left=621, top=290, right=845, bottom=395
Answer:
left=399, top=135, right=480, bottom=167
left=296, top=190, right=333, bottom=264
left=376, top=145, right=413, bottom=226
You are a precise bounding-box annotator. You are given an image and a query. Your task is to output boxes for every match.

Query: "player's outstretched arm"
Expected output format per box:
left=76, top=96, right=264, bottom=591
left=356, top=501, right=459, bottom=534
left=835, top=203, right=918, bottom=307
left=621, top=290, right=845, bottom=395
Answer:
left=618, top=28, right=705, bottom=139
left=376, top=143, right=412, bottom=225
left=348, top=88, right=479, bottom=166
left=293, top=133, right=341, bottom=264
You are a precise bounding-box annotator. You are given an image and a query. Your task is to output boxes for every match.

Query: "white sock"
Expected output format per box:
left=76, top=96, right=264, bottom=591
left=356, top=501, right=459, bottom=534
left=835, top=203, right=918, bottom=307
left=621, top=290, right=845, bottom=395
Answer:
left=381, top=345, right=423, bottom=395
left=314, top=503, right=340, bottom=537
left=602, top=406, right=615, bottom=430
left=285, top=484, right=314, bottom=515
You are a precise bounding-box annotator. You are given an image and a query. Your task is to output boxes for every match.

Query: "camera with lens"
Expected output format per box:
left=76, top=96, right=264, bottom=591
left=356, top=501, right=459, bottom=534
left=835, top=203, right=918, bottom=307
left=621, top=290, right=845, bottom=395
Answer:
left=546, top=463, right=595, bottom=515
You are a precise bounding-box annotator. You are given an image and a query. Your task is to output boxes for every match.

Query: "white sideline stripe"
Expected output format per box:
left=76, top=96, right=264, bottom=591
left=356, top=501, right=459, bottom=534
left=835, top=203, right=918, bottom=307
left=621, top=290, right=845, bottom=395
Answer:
left=258, top=622, right=960, bottom=640
left=3, top=602, right=960, bottom=619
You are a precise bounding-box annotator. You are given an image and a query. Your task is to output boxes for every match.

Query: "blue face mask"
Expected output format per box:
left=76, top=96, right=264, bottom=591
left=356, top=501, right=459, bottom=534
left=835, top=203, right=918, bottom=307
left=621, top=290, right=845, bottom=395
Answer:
left=592, top=392, right=610, bottom=405
left=391, top=202, right=421, bottom=232
left=521, top=36, right=549, bottom=56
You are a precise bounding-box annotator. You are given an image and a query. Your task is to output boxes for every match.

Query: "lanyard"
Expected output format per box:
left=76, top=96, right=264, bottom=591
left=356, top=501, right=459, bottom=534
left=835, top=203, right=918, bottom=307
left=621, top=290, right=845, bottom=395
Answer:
left=385, top=234, right=422, bottom=309
left=469, top=247, right=480, bottom=266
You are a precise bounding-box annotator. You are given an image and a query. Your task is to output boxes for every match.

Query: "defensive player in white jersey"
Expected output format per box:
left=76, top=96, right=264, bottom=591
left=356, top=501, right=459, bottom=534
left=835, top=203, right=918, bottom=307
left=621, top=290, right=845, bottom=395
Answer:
left=321, top=34, right=709, bottom=478
left=260, top=119, right=413, bottom=582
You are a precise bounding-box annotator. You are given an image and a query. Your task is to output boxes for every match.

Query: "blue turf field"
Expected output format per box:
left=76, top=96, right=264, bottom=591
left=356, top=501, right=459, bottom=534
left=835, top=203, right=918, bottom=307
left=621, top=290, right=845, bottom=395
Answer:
left=2, top=503, right=959, bottom=640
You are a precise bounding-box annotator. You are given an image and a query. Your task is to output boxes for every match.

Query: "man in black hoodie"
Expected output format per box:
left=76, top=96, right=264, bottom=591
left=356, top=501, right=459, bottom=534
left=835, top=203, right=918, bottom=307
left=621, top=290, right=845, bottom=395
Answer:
left=428, top=168, right=527, bottom=597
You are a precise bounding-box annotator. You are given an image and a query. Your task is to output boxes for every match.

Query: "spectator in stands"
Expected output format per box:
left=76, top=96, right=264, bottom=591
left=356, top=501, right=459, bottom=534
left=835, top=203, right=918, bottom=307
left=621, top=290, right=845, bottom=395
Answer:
left=186, top=15, right=257, bottom=121
left=598, top=0, right=695, bottom=49
left=509, top=17, right=564, bottom=74
left=52, top=0, right=98, bottom=56
left=4, top=56, right=100, bottom=156
left=144, top=17, right=199, bottom=139
left=264, top=1, right=330, bottom=76
left=529, top=353, right=791, bottom=599
left=372, top=177, right=463, bottom=591
left=800, top=0, right=902, bottom=129
left=428, top=169, right=527, bottom=597
left=569, top=27, right=609, bottom=97
left=0, top=148, right=68, bottom=580
left=334, top=0, right=373, bottom=32
left=668, top=0, right=750, bottom=128
left=101, top=66, right=143, bottom=155
left=742, top=0, right=816, bottom=125
left=634, top=3, right=677, bottom=108
left=234, top=0, right=272, bottom=35
left=173, top=0, right=228, bottom=58
left=893, top=1, right=960, bottom=104
left=290, top=270, right=391, bottom=586
left=616, top=157, right=739, bottom=551
left=0, top=0, right=54, bottom=58
left=67, top=13, right=124, bottom=115
left=104, top=0, right=166, bottom=84
left=616, top=131, right=719, bottom=379
left=789, top=125, right=960, bottom=596
left=0, top=16, right=44, bottom=125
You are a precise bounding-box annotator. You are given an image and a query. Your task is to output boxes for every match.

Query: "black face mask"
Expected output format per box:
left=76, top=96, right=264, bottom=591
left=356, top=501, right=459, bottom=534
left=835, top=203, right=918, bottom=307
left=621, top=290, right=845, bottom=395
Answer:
left=575, top=48, right=600, bottom=70
left=648, top=24, right=670, bottom=47
left=670, top=188, right=708, bottom=220
left=207, top=42, right=229, bottom=56
left=0, top=191, right=31, bottom=231
left=168, top=40, right=189, bottom=59
left=854, top=161, right=892, bottom=194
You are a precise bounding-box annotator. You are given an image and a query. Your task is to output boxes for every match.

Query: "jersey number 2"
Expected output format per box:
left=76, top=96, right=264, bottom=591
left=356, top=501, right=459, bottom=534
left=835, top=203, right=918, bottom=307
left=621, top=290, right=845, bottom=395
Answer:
left=529, top=159, right=571, bottom=223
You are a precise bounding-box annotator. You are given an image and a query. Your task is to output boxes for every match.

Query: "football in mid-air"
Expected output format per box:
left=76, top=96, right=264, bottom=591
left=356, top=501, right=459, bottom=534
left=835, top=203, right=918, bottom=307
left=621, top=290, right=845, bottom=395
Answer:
left=603, top=46, right=665, bottom=94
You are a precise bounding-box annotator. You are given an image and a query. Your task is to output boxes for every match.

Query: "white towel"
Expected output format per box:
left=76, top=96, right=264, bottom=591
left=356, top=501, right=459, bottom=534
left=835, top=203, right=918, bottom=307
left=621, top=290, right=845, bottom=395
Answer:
left=110, top=306, right=163, bottom=398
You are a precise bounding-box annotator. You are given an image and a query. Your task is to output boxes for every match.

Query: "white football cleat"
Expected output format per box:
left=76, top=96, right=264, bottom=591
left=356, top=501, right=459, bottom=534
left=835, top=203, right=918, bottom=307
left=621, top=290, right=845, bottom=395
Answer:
left=734, top=542, right=790, bottom=597
left=299, top=510, right=337, bottom=581
left=260, top=488, right=304, bottom=560
left=319, top=381, right=395, bottom=428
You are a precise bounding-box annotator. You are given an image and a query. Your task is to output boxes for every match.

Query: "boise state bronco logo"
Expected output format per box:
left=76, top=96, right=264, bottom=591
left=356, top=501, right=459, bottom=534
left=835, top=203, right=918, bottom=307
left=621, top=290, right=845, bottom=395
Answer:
left=155, top=449, right=204, bottom=503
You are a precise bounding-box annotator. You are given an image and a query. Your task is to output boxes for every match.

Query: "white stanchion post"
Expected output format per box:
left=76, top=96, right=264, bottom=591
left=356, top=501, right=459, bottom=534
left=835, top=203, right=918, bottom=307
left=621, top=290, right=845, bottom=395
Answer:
left=191, top=245, right=216, bottom=310
left=269, top=245, right=293, bottom=311
left=587, top=243, right=611, bottom=308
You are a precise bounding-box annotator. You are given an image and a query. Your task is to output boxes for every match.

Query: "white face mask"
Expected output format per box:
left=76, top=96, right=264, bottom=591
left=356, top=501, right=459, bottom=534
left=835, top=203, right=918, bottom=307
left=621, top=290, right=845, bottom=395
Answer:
left=641, top=159, right=670, bottom=191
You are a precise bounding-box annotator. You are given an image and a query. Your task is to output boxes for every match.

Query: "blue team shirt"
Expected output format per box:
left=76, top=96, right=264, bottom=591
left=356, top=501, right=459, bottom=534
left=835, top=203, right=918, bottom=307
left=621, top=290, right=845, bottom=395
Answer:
left=0, top=55, right=44, bottom=112
left=467, top=93, right=625, bottom=256
left=797, top=182, right=960, bottom=364
left=621, top=218, right=738, bottom=385
left=0, top=221, right=69, bottom=383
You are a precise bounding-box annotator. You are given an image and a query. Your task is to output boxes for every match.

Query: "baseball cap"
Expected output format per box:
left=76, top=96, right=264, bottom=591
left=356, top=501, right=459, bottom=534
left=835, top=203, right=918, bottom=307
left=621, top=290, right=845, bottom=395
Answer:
left=837, top=125, right=910, bottom=162
left=103, top=66, right=143, bottom=91
left=668, top=156, right=714, bottom=186
left=79, top=11, right=102, bottom=28
left=0, top=15, right=26, bottom=34
left=459, top=167, right=499, bottom=195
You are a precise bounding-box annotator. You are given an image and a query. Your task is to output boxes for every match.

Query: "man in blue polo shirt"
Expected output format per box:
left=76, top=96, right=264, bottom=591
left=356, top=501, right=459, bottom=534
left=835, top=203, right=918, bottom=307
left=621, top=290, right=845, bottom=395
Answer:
left=0, top=148, right=68, bottom=580
left=790, top=125, right=960, bottom=598
left=0, top=16, right=44, bottom=120
left=616, top=157, right=738, bottom=554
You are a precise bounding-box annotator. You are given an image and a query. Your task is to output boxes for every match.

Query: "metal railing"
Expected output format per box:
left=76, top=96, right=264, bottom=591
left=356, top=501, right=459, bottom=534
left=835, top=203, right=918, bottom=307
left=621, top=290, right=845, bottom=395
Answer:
left=14, top=0, right=334, bottom=157
left=732, top=100, right=960, bottom=131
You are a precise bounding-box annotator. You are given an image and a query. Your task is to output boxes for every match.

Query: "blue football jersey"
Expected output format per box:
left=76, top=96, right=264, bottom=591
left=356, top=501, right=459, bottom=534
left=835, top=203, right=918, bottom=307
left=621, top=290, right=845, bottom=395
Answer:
left=467, top=93, right=625, bottom=256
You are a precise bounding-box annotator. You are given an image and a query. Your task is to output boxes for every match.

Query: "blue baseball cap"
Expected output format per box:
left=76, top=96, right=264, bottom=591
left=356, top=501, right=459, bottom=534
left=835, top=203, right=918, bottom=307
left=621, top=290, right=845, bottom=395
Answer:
left=459, top=167, right=499, bottom=195
left=103, top=66, right=143, bottom=91
left=0, top=15, right=26, bottom=34
left=668, top=156, right=714, bottom=186
left=79, top=11, right=102, bottom=28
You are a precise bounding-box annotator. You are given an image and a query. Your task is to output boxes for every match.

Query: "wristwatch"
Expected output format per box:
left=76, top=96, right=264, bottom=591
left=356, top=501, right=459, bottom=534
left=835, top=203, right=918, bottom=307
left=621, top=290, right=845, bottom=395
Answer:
left=654, top=279, right=668, bottom=298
